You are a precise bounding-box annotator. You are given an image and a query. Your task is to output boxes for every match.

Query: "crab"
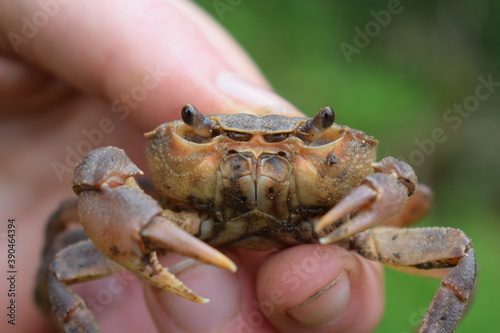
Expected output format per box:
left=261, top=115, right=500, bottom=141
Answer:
left=36, top=105, right=477, bottom=332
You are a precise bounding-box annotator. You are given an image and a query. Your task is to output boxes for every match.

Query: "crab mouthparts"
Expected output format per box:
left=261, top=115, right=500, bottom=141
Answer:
left=219, top=151, right=292, bottom=219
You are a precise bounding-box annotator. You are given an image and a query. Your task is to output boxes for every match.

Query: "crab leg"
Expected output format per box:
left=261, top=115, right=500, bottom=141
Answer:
left=35, top=198, right=121, bottom=332
left=316, top=157, right=415, bottom=243
left=35, top=198, right=88, bottom=316
left=350, top=226, right=477, bottom=333
left=49, top=240, right=124, bottom=333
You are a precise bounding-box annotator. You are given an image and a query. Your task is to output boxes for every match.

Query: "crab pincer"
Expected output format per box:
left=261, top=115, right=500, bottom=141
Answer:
left=39, top=147, right=240, bottom=332
left=41, top=146, right=237, bottom=332
left=315, top=156, right=417, bottom=244
left=73, top=147, right=236, bottom=303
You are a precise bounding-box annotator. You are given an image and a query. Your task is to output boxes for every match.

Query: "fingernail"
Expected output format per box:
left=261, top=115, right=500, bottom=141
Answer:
left=152, top=262, right=241, bottom=331
left=285, top=271, right=351, bottom=328
left=216, top=72, right=302, bottom=115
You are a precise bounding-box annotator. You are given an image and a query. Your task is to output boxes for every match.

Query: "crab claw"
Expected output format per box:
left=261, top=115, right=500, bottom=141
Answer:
left=141, top=216, right=237, bottom=273
left=74, top=146, right=236, bottom=304
left=315, top=157, right=416, bottom=244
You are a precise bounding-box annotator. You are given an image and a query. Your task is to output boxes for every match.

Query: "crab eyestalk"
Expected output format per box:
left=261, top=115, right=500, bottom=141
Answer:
left=181, top=104, right=215, bottom=137
left=300, top=106, right=335, bottom=140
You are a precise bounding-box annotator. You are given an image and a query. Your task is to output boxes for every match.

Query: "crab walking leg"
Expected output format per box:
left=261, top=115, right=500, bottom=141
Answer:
left=35, top=198, right=88, bottom=315
left=382, top=184, right=433, bottom=228
left=350, top=227, right=477, bottom=333
left=74, top=147, right=236, bottom=303
left=49, top=240, right=124, bottom=333
left=41, top=198, right=80, bottom=246
left=316, top=157, right=416, bottom=243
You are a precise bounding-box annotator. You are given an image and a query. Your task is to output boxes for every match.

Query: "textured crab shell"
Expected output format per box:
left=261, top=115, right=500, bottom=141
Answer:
left=145, top=113, right=379, bottom=217
left=209, top=113, right=309, bottom=134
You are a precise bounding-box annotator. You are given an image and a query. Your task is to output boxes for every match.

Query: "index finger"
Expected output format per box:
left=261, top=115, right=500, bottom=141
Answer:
left=0, top=0, right=301, bottom=129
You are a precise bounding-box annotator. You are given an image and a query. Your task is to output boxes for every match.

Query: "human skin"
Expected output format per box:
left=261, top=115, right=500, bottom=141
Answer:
left=0, top=1, right=383, bottom=332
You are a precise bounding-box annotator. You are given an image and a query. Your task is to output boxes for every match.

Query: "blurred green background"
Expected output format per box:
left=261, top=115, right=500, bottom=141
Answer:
left=196, top=1, right=499, bottom=332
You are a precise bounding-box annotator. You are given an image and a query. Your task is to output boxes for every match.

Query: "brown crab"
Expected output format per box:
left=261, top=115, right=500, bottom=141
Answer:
left=36, top=105, right=477, bottom=332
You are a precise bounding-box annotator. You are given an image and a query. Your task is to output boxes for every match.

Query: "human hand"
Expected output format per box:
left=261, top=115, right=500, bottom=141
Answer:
left=0, top=1, right=383, bottom=332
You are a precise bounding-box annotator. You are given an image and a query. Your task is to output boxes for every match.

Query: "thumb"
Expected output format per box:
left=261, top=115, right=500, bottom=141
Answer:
left=257, top=245, right=384, bottom=333
left=0, top=0, right=301, bottom=129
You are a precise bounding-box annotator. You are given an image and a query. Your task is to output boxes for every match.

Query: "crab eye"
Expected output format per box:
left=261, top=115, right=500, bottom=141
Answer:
left=181, top=104, right=214, bottom=137
left=227, top=131, right=252, bottom=141
left=300, top=106, right=335, bottom=140
left=264, top=133, right=288, bottom=142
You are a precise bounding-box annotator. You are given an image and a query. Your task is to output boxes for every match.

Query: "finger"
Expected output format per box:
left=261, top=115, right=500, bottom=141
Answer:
left=0, top=0, right=301, bottom=127
left=257, top=244, right=384, bottom=333
left=0, top=55, right=72, bottom=111
left=144, top=250, right=277, bottom=333
left=69, top=273, right=158, bottom=333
